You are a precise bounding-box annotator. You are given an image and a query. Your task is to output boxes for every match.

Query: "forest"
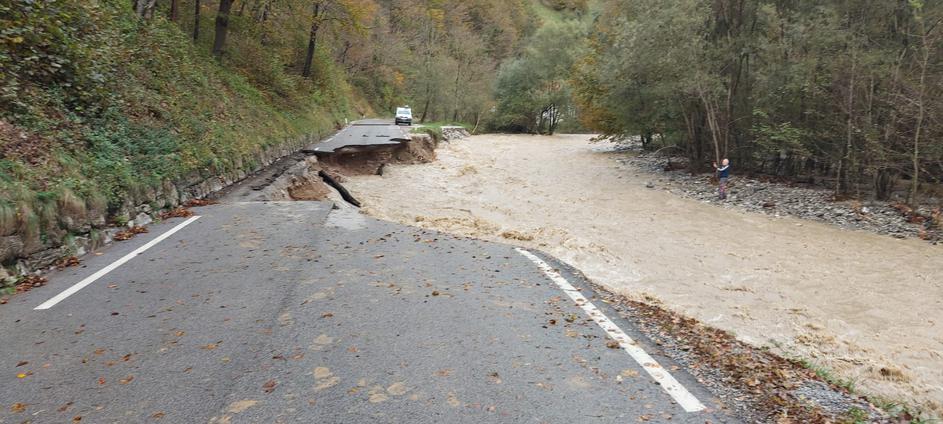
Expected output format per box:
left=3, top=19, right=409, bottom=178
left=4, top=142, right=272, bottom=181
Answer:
left=568, top=0, right=943, bottom=204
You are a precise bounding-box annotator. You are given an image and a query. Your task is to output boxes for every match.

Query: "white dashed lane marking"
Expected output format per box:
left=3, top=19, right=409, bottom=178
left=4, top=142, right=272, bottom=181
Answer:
left=34, top=216, right=202, bottom=310
left=515, top=248, right=707, bottom=413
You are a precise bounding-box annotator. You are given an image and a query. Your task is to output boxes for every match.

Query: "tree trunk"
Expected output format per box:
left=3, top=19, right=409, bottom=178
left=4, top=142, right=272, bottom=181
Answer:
left=193, top=0, right=201, bottom=41
left=134, top=0, right=158, bottom=18
left=212, top=0, right=234, bottom=57
left=169, top=0, right=179, bottom=21
left=910, top=19, right=932, bottom=205
left=836, top=51, right=857, bottom=197
left=420, top=95, right=432, bottom=124
left=699, top=89, right=723, bottom=165
left=302, top=4, right=322, bottom=79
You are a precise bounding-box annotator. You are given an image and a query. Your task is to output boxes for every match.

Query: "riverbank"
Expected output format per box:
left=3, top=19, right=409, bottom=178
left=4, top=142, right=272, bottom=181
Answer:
left=619, top=147, right=941, bottom=243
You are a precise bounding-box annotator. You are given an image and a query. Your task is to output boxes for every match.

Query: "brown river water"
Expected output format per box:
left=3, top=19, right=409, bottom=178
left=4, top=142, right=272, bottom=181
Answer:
left=345, top=133, right=943, bottom=415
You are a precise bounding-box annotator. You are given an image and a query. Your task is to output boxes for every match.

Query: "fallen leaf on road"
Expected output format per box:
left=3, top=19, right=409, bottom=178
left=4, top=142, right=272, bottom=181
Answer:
left=434, top=369, right=453, bottom=377
left=58, top=402, right=73, bottom=412
left=620, top=369, right=639, bottom=378
left=606, top=340, right=620, bottom=349
left=151, top=411, right=165, bottom=419
left=15, top=372, right=27, bottom=379
left=313, top=367, right=340, bottom=391
left=262, top=379, right=278, bottom=393
left=226, top=400, right=258, bottom=414
left=314, top=367, right=332, bottom=379
left=119, top=375, right=134, bottom=384
left=15, top=361, right=28, bottom=367
left=160, top=208, right=193, bottom=219
left=10, top=403, right=26, bottom=413
left=72, top=416, right=82, bottom=422
left=56, top=256, right=81, bottom=268
left=201, top=343, right=219, bottom=350
left=98, top=377, right=106, bottom=385
left=446, top=392, right=461, bottom=407
left=368, top=386, right=388, bottom=403
left=387, top=382, right=408, bottom=396
left=311, top=334, right=333, bottom=351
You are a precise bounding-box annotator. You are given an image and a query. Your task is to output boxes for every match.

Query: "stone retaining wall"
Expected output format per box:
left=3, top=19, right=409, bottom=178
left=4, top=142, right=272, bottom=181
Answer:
left=1, top=133, right=319, bottom=279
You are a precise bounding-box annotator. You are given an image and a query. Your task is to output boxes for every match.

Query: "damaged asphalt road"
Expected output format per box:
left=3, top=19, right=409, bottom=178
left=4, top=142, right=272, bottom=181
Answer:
left=0, top=201, right=735, bottom=423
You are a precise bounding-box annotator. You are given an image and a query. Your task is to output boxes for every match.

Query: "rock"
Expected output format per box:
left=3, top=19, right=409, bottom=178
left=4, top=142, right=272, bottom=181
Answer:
left=133, top=212, right=152, bottom=227
left=0, top=236, right=25, bottom=263
left=645, top=182, right=655, bottom=189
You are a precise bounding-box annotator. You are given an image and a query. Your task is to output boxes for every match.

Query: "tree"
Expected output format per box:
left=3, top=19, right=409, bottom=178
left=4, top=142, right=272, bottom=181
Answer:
left=212, top=0, right=235, bottom=57
left=133, top=0, right=158, bottom=18
left=492, top=21, right=585, bottom=133
left=301, top=0, right=373, bottom=79
left=302, top=3, right=323, bottom=78
left=573, top=0, right=943, bottom=204
left=193, top=0, right=201, bottom=41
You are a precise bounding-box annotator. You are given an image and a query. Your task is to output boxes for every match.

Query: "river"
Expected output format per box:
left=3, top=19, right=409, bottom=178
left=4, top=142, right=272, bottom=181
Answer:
left=345, top=133, right=943, bottom=415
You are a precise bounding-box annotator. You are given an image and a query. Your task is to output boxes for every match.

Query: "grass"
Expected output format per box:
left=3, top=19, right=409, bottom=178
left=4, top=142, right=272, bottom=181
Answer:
left=795, top=358, right=940, bottom=423
left=410, top=122, right=471, bottom=143
left=797, top=358, right=858, bottom=393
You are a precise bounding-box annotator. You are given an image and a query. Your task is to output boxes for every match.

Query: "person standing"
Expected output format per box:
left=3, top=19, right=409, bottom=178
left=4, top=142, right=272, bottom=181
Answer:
left=713, top=159, right=730, bottom=200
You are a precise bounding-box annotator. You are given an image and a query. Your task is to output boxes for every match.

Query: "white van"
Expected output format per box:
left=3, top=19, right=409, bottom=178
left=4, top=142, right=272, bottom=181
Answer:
left=395, top=106, right=412, bottom=126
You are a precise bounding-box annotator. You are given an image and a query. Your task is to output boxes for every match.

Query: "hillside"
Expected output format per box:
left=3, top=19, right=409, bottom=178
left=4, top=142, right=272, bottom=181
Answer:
left=0, top=0, right=535, bottom=281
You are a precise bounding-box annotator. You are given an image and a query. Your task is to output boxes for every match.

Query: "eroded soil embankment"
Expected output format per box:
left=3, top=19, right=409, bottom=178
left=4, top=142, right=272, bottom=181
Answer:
left=344, top=133, right=943, bottom=418
left=262, top=134, right=438, bottom=203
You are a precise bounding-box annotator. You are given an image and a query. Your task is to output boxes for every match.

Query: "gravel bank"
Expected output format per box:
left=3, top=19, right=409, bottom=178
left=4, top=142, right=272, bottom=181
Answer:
left=618, top=148, right=941, bottom=243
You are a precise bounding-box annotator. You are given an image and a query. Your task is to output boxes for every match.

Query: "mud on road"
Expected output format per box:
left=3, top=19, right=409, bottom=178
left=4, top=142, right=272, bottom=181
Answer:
left=344, top=133, right=943, bottom=418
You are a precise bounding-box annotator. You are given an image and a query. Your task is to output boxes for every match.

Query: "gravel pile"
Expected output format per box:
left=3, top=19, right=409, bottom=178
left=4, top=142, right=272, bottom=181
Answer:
left=440, top=126, right=471, bottom=141
left=618, top=152, right=942, bottom=243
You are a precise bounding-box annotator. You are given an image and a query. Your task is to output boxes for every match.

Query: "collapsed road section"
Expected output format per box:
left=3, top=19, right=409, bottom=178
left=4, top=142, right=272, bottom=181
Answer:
left=214, top=119, right=439, bottom=205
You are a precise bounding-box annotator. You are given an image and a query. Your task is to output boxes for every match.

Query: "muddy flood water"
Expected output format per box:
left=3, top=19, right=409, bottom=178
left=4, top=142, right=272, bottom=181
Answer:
left=345, top=133, right=943, bottom=415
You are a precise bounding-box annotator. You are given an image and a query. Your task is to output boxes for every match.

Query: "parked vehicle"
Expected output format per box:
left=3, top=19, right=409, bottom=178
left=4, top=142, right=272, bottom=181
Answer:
left=395, top=106, right=412, bottom=126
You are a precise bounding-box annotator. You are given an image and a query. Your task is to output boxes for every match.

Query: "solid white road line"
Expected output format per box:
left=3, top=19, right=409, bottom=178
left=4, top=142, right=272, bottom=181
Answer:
left=515, top=248, right=707, bottom=413
left=34, top=216, right=202, bottom=310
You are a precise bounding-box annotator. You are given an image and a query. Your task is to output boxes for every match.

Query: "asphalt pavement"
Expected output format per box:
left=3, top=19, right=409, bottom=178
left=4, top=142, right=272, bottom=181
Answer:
left=0, top=198, right=739, bottom=423
left=306, top=120, right=410, bottom=154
